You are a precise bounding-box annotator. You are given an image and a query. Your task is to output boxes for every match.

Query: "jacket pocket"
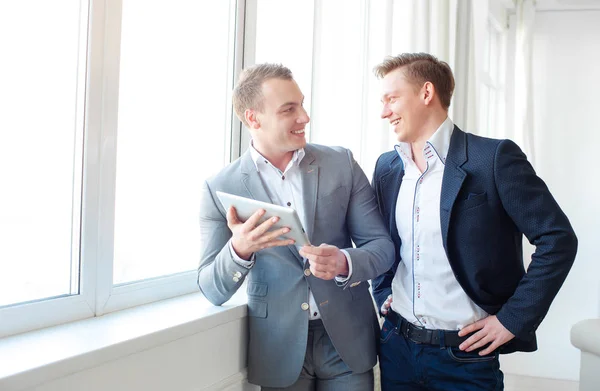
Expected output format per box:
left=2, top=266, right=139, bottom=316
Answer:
left=247, top=281, right=268, bottom=297
left=455, top=191, right=487, bottom=210
left=318, top=185, right=348, bottom=200
left=348, top=280, right=371, bottom=300
left=247, top=299, right=267, bottom=318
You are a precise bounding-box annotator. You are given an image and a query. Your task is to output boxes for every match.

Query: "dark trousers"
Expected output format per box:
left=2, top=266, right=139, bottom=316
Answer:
left=378, top=318, right=504, bottom=391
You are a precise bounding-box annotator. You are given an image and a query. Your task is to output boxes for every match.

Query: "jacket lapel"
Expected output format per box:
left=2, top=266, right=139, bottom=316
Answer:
left=440, top=126, right=468, bottom=252
left=380, top=154, right=404, bottom=241
left=300, top=147, right=318, bottom=243
left=240, top=150, right=273, bottom=203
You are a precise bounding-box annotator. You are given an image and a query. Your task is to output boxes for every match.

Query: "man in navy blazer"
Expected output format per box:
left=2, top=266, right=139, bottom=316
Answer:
left=371, top=53, right=577, bottom=390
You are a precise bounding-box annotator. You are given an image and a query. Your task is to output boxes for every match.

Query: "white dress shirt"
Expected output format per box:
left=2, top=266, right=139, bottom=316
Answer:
left=391, top=117, right=488, bottom=330
left=230, top=144, right=352, bottom=320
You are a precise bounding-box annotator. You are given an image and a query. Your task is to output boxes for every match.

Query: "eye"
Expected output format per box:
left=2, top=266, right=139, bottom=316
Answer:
left=389, top=97, right=397, bottom=104
left=283, top=107, right=293, bottom=112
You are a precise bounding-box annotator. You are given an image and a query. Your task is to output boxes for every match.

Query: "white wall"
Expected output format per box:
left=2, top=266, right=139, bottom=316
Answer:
left=21, top=317, right=258, bottom=391
left=500, top=9, right=600, bottom=381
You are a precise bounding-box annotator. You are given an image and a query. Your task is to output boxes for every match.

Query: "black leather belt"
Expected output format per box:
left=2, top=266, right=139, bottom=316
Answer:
left=386, top=310, right=468, bottom=347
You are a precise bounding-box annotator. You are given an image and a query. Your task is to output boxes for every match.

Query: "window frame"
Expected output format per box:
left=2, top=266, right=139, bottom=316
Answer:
left=0, top=0, right=246, bottom=338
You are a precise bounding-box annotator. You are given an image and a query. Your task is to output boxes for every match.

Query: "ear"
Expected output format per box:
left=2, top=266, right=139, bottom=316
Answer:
left=245, top=109, right=261, bottom=129
left=422, top=81, right=435, bottom=106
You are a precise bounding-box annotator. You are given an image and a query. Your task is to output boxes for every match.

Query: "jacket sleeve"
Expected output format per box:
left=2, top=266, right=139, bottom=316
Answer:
left=197, top=181, right=250, bottom=306
left=337, top=150, right=395, bottom=289
left=493, top=139, right=577, bottom=339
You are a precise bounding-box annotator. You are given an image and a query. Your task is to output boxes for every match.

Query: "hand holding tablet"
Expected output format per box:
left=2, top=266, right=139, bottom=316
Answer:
left=216, top=192, right=311, bottom=258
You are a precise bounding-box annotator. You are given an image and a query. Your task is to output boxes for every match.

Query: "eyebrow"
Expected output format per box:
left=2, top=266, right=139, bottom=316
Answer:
left=278, top=96, right=305, bottom=109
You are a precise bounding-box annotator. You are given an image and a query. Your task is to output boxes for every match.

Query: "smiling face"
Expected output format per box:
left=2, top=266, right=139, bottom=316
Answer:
left=247, top=78, right=309, bottom=162
left=380, top=67, right=430, bottom=144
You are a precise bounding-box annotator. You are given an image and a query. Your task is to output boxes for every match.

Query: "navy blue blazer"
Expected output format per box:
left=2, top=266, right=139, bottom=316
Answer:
left=371, top=126, right=577, bottom=353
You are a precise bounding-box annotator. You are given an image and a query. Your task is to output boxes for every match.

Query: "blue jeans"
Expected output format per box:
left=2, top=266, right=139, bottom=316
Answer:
left=378, top=318, right=504, bottom=391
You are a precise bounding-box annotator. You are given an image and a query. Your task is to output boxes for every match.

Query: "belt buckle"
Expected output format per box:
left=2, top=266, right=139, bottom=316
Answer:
left=404, top=322, right=420, bottom=343
left=405, top=326, right=416, bottom=342
left=400, top=323, right=409, bottom=339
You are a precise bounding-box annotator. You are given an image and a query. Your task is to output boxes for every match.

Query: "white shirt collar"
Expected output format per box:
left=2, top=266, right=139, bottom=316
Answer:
left=249, top=142, right=305, bottom=173
left=394, top=117, right=454, bottom=166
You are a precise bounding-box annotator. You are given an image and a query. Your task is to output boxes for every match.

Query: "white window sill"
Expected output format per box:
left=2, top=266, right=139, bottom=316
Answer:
left=0, top=290, right=248, bottom=390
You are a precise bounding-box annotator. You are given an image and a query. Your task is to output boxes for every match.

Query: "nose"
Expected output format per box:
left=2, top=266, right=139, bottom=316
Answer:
left=381, top=104, right=391, bottom=119
left=298, top=107, right=310, bottom=124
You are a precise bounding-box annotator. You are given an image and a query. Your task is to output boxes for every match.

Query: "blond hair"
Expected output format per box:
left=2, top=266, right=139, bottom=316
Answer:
left=374, top=53, right=455, bottom=109
left=232, top=63, right=293, bottom=127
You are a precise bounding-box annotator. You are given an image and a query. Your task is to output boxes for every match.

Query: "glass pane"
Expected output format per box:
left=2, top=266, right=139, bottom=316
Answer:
left=113, top=0, right=235, bottom=284
left=0, top=1, right=85, bottom=306
left=309, top=0, right=364, bottom=153
left=254, top=0, right=314, bottom=136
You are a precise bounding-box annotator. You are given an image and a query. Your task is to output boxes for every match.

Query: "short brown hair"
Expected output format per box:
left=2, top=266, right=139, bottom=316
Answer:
left=374, top=53, right=455, bottom=109
left=232, top=63, right=293, bottom=127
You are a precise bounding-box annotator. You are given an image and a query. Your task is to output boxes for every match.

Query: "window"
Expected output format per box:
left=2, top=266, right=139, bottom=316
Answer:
left=113, top=0, right=234, bottom=285
left=0, top=1, right=86, bottom=308
left=245, top=0, right=315, bottom=143
left=0, top=0, right=240, bottom=338
left=308, top=0, right=367, bottom=157
left=247, top=0, right=390, bottom=175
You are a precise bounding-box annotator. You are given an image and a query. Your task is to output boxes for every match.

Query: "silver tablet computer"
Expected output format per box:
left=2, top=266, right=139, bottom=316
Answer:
left=216, top=191, right=311, bottom=246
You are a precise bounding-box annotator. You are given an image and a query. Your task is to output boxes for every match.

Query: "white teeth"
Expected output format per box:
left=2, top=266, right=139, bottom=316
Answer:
left=292, top=130, right=305, bottom=134
left=391, top=119, right=400, bottom=125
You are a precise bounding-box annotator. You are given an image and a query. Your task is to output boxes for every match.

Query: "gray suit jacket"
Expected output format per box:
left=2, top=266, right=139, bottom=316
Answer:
left=197, top=144, right=394, bottom=388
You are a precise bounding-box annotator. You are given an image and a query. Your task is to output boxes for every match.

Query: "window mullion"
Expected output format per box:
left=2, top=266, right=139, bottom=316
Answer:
left=238, top=0, right=257, bottom=156
left=229, top=0, right=247, bottom=161
left=78, top=0, right=104, bottom=315
left=92, top=0, right=124, bottom=316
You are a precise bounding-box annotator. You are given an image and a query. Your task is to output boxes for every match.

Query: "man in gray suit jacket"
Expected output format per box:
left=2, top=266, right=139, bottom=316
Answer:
left=197, top=64, right=395, bottom=390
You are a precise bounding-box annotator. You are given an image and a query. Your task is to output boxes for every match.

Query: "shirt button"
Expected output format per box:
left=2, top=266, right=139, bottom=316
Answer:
left=304, top=269, right=311, bottom=276
left=282, top=175, right=285, bottom=180
left=234, top=271, right=242, bottom=278
left=287, top=202, right=291, bottom=206
left=233, top=276, right=240, bottom=283
left=301, top=302, right=309, bottom=311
